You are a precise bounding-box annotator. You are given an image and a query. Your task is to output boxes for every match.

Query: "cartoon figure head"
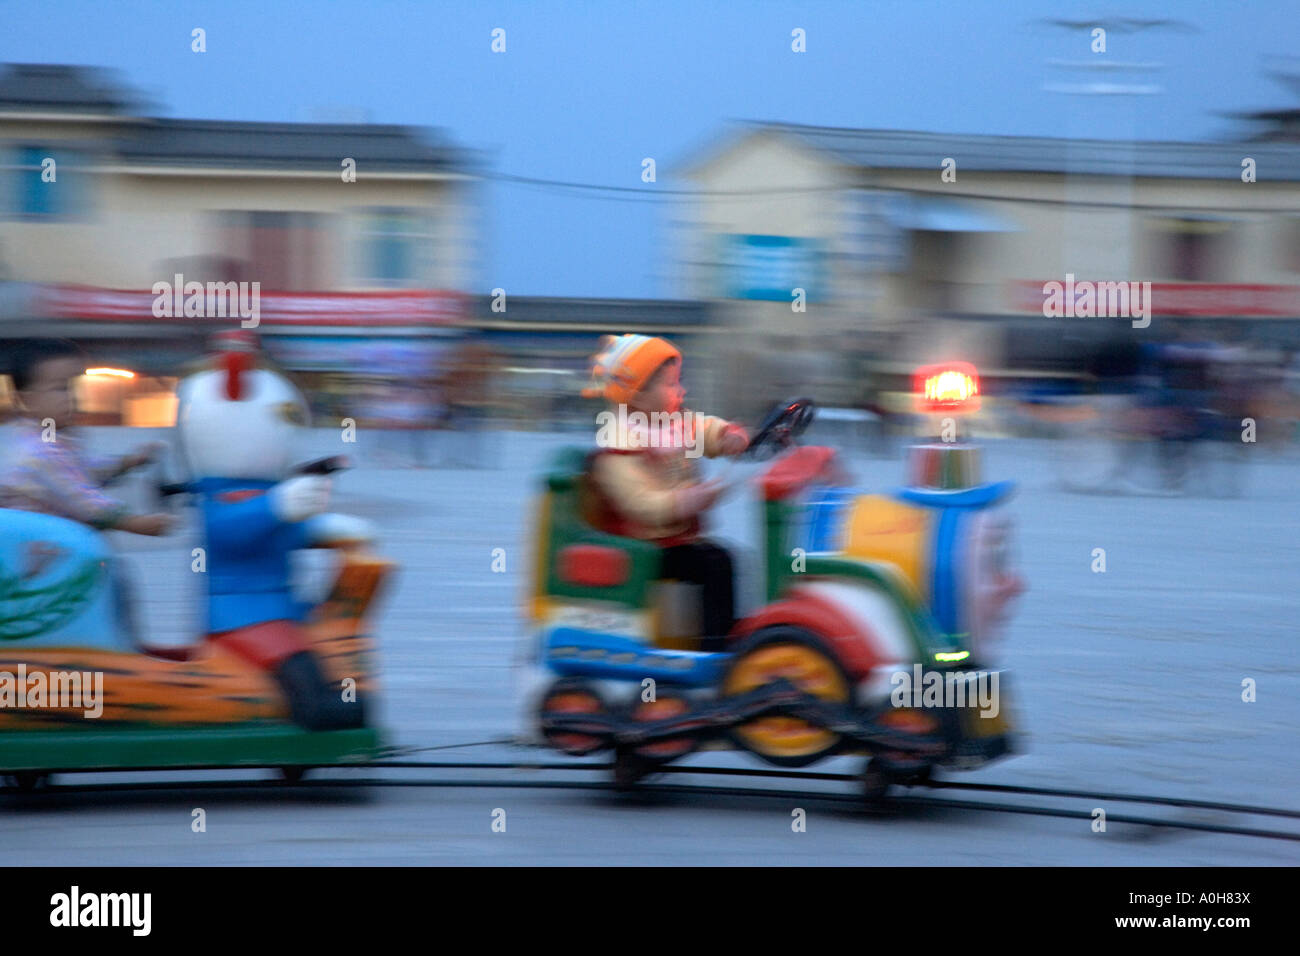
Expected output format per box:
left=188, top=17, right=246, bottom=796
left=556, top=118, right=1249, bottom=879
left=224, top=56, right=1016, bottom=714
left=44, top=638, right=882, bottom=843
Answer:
left=174, top=332, right=309, bottom=481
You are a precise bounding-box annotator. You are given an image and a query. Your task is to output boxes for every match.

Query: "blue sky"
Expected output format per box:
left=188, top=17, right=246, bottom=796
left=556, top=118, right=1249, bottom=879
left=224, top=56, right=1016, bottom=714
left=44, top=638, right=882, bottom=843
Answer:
left=3, top=0, right=1298, bottom=297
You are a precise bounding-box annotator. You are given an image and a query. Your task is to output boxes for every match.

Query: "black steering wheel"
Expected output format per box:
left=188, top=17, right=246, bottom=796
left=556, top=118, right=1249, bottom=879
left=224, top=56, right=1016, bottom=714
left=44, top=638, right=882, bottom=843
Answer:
left=744, top=396, right=816, bottom=461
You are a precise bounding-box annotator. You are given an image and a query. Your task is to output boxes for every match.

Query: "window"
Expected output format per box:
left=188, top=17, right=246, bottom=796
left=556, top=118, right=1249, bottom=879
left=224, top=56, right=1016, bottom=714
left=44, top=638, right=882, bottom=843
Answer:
left=1285, top=218, right=1300, bottom=274
left=357, top=209, right=435, bottom=288
left=841, top=189, right=909, bottom=274
left=1159, top=218, right=1231, bottom=282
left=4, top=145, right=91, bottom=220
left=212, top=211, right=326, bottom=289
left=1168, top=231, right=1215, bottom=281
left=907, top=230, right=964, bottom=312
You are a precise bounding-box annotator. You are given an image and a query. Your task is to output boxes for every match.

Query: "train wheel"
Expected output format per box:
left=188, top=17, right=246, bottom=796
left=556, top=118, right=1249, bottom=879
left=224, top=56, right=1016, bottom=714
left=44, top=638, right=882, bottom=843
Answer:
left=627, top=690, right=697, bottom=762
left=721, top=626, right=851, bottom=767
left=539, top=679, right=609, bottom=756
left=279, top=766, right=310, bottom=783
left=861, top=757, right=892, bottom=808
left=5, top=773, right=47, bottom=792
left=612, top=750, right=652, bottom=791
left=874, top=707, right=943, bottom=782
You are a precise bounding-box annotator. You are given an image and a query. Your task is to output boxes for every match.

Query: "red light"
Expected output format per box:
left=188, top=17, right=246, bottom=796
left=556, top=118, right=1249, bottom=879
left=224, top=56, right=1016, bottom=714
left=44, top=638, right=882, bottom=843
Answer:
left=915, top=362, right=981, bottom=414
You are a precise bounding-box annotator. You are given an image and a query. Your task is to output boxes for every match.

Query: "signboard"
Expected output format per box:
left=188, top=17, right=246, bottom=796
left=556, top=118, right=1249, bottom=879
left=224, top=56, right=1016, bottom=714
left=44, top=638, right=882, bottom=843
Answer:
left=1008, top=281, right=1300, bottom=318
left=264, top=336, right=458, bottom=374
left=722, top=235, right=825, bottom=302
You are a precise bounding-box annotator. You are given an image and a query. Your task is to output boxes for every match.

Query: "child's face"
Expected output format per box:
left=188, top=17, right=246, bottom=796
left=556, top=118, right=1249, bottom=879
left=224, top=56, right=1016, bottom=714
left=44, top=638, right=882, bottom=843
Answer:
left=634, top=359, right=684, bottom=414
left=20, top=356, right=81, bottom=425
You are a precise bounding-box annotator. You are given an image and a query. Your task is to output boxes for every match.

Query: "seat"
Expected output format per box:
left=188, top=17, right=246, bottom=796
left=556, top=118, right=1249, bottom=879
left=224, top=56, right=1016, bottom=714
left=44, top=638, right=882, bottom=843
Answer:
left=538, top=447, right=661, bottom=611
left=537, top=448, right=709, bottom=651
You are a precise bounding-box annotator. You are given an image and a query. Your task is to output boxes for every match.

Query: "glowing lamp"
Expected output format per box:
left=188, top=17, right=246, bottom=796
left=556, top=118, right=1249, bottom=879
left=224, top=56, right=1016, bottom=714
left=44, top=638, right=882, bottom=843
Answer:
left=915, top=362, right=980, bottom=414
left=84, top=367, right=136, bottom=379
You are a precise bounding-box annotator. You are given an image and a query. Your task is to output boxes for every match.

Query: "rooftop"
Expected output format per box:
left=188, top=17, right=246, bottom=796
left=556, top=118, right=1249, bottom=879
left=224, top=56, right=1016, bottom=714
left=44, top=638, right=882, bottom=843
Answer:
left=0, top=63, right=468, bottom=173
left=739, top=121, right=1300, bottom=181
left=0, top=63, right=138, bottom=114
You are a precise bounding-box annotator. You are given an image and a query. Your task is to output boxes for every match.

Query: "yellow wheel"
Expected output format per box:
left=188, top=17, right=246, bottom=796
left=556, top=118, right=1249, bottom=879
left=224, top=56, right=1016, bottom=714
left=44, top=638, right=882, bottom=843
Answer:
left=721, top=627, right=851, bottom=767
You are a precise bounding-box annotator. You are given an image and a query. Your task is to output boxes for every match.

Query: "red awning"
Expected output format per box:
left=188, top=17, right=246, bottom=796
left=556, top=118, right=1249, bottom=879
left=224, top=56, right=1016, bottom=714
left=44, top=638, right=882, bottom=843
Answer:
left=35, top=285, right=466, bottom=326
left=1008, top=281, right=1300, bottom=317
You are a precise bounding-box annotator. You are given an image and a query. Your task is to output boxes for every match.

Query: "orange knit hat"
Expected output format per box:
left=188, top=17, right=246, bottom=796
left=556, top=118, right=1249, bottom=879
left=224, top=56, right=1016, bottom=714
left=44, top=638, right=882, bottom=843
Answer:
left=581, top=334, right=681, bottom=404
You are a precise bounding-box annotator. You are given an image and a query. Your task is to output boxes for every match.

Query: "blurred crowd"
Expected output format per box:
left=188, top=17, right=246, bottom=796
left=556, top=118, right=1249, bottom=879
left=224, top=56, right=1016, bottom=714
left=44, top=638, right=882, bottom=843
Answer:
left=1089, top=327, right=1300, bottom=439
left=1018, top=324, right=1300, bottom=494
left=327, top=340, right=504, bottom=469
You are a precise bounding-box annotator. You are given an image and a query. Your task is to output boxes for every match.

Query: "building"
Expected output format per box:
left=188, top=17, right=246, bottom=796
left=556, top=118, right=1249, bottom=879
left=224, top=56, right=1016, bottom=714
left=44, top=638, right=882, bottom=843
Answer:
left=470, top=294, right=715, bottom=423
left=0, top=63, right=477, bottom=423
left=681, top=120, right=1300, bottom=406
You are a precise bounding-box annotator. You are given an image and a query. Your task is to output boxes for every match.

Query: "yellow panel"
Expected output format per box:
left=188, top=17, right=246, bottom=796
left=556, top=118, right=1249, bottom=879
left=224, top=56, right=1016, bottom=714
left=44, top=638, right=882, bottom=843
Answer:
left=841, top=495, right=932, bottom=599
left=528, top=492, right=552, bottom=623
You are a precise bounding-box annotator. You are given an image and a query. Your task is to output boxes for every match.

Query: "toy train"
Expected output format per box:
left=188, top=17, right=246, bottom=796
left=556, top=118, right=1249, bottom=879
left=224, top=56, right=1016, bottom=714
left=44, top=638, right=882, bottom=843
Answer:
left=1, top=347, right=1021, bottom=806
left=521, top=365, right=1025, bottom=798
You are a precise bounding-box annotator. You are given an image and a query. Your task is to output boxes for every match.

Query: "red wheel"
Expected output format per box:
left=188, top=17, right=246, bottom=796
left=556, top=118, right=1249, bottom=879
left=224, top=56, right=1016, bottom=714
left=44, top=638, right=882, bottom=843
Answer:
left=628, top=690, right=697, bottom=762
left=539, top=680, right=609, bottom=756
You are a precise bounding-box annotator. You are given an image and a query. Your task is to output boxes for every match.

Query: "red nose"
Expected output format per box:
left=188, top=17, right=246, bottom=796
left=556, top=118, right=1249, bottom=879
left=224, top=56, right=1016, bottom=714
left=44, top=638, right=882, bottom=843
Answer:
left=221, top=351, right=253, bottom=401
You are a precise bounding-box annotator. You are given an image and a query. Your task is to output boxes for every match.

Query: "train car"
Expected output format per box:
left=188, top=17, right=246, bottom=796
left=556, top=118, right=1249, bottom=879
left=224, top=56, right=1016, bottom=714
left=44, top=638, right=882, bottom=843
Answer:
left=0, top=334, right=391, bottom=788
left=520, top=364, right=1025, bottom=799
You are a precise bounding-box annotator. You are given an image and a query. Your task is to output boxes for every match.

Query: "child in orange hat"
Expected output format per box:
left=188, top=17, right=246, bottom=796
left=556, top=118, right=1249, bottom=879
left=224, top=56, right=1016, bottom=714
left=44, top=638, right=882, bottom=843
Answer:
left=582, top=334, right=748, bottom=650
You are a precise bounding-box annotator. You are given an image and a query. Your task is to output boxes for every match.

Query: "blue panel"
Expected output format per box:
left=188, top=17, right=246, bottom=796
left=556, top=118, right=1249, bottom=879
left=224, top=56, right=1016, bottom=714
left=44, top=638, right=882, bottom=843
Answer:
left=723, top=235, right=825, bottom=302
left=894, top=480, right=1015, bottom=510
left=542, top=626, right=727, bottom=688
left=930, top=507, right=965, bottom=636
left=0, top=509, right=117, bottom=649
left=800, top=485, right=856, bottom=552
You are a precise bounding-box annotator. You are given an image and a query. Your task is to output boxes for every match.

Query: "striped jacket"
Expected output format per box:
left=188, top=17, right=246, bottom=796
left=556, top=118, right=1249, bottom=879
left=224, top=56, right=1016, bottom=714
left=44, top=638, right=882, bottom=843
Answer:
left=587, top=408, right=741, bottom=543
left=0, top=421, right=132, bottom=529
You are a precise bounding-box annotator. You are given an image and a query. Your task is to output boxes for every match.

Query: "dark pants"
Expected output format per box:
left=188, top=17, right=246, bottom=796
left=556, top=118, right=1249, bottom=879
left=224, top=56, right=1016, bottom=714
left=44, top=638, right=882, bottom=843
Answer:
left=660, top=541, right=735, bottom=650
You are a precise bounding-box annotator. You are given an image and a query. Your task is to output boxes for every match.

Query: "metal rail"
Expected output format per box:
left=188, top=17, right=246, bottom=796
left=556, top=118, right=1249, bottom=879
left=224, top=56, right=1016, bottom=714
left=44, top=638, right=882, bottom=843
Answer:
left=6, top=760, right=1299, bottom=844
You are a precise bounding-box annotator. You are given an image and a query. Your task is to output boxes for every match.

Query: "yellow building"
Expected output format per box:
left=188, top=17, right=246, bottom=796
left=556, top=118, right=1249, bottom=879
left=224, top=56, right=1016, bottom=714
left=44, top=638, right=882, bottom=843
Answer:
left=0, top=63, right=476, bottom=423
left=681, top=121, right=1300, bottom=409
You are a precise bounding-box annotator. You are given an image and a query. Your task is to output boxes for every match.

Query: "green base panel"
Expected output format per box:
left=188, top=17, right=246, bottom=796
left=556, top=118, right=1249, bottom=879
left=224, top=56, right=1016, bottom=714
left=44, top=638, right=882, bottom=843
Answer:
left=0, top=724, right=385, bottom=773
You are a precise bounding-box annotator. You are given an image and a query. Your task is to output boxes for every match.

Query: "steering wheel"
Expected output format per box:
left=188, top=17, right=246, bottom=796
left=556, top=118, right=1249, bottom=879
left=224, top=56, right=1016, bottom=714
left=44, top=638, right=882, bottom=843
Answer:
left=743, top=396, right=816, bottom=461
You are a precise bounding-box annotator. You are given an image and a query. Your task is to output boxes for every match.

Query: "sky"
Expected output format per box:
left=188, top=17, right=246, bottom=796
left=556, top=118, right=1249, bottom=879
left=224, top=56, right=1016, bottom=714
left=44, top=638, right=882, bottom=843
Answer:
left=3, top=0, right=1299, bottom=298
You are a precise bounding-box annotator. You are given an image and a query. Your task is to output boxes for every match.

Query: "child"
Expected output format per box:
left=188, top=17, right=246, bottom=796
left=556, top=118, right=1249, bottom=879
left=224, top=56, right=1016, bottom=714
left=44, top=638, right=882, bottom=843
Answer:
left=0, top=338, right=171, bottom=536
left=581, top=334, right=747, bottom=650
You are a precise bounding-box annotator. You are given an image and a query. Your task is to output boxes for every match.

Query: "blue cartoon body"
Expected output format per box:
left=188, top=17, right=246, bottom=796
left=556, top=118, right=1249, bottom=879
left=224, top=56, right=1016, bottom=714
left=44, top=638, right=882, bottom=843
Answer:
left=172, top=342, right=374, bottom=729
left=192, top=477, right=312, bottom=634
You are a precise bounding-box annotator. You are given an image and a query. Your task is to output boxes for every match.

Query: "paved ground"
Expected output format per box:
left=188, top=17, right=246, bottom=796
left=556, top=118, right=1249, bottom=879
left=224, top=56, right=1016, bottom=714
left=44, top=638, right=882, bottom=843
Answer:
left=2, top=427, right=1297, bottom=865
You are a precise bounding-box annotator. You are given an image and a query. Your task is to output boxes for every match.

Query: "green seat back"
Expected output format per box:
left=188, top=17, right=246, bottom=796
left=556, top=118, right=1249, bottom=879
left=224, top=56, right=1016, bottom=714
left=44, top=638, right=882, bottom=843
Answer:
left=540, top=446, right=660, bottom=608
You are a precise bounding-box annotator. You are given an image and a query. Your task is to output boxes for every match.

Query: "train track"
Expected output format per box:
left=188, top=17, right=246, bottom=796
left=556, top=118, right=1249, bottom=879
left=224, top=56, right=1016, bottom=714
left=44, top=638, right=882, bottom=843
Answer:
left=5, top=757, right=1299, bottom=844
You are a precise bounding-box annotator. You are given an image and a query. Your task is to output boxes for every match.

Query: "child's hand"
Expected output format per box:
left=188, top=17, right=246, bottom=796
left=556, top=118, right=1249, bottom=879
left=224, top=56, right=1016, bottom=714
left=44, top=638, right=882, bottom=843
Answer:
left=720, top=425, right=749, bottom=456
left=675, top=479, right=726, bottom=517
left=272, top=475, right=333, bottom=522
left=117, top=513, right=174, bottom=536
left=125, top=441, right=167, bottom=470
